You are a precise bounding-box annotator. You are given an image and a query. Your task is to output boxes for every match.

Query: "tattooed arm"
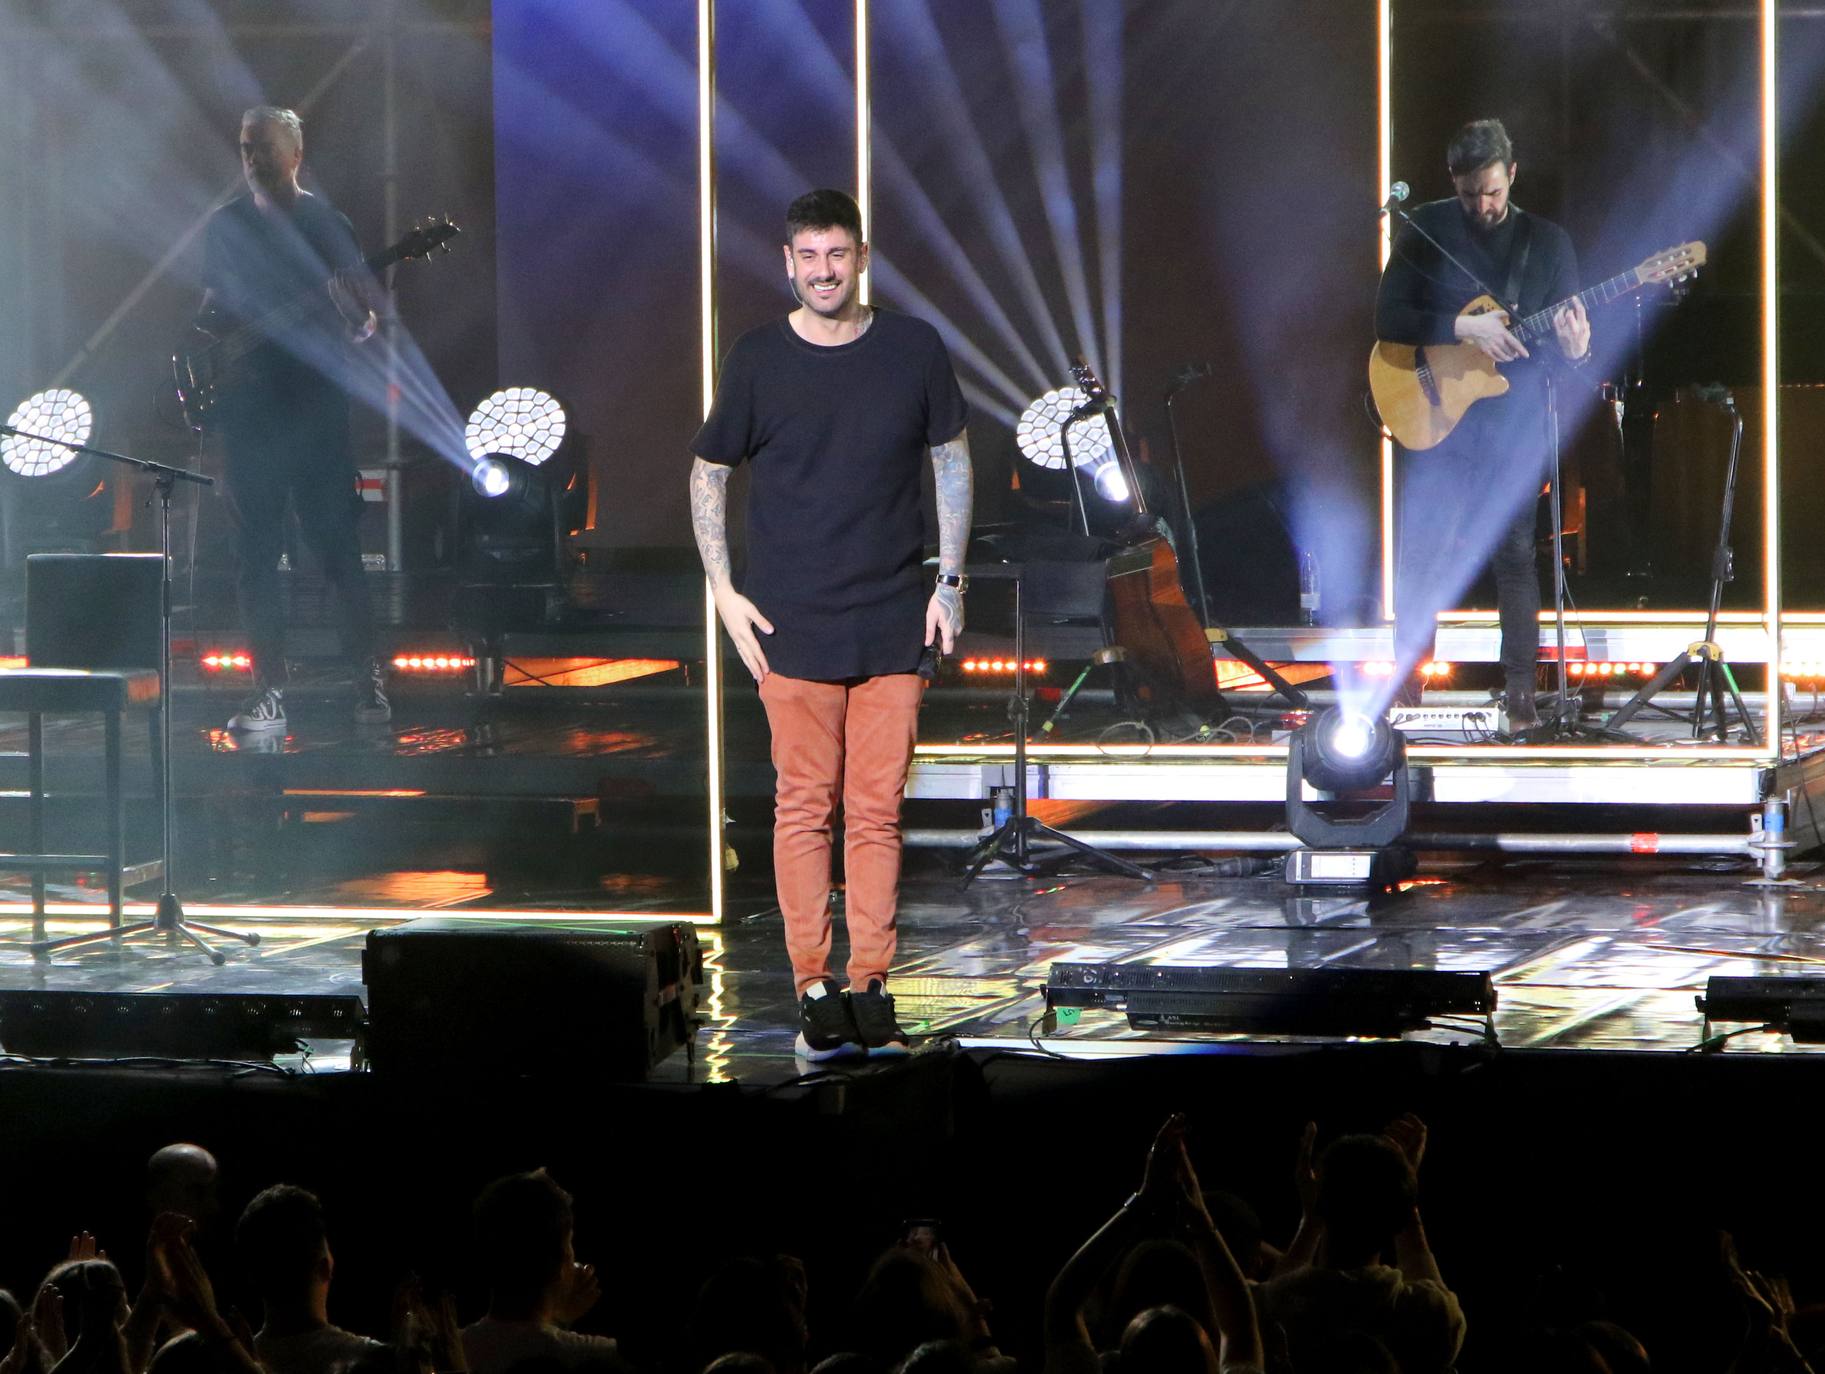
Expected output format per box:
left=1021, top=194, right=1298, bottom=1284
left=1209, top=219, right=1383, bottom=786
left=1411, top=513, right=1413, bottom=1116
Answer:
left=925, top=427, right=973, bottom=653
left=690, top=457, right=774, bottom=681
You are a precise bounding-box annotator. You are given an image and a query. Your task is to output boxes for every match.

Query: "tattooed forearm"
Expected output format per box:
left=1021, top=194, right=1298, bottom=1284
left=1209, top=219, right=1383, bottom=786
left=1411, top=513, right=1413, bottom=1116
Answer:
left=689, top=457, right=734, bottom=590
left=930, top=430, right=974, bottom=578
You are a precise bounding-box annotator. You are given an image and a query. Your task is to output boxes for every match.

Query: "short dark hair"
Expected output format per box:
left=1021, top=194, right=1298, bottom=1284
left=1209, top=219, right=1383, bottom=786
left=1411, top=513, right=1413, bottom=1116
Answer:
left=1446, top=118, right=1514, bottom=177
left=1315, top=1134, right=1417, bottom=1267
left=785, top=190, right=863, bottom=248
left=236, top=1184, right=328, bottom=1302
left=473, top=1169, right=574, bottom=1305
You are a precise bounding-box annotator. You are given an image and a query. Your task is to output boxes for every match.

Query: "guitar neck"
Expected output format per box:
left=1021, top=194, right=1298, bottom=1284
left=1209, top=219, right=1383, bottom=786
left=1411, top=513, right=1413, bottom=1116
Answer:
left=1515, top=268, right=1643, bottom=341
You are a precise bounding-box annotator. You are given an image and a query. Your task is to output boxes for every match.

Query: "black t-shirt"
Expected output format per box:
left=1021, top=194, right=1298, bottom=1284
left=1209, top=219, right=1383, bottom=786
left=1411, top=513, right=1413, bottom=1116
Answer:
left=691, top=309, right=969, bottom=681
left=202, top=192, right=363, bottom=433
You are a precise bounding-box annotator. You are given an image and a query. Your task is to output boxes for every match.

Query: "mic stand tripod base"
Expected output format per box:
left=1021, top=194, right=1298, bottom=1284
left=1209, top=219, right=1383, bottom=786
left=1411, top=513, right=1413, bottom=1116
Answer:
left=34, top=891, right=262, bottom=967
left=962, top=814, right=1155, bottom=884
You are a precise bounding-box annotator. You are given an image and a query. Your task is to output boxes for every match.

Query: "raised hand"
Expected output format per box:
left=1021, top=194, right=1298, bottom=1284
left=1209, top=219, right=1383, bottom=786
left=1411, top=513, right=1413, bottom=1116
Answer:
left=147, top=1213, right=222, bottom=1331
left=1293, top=1121, right=1318, bottom=1219
left=66, top=1233, right=107, bottom=1264
left=1383, top=1113, right=1428, bottom=1176
left=0, top=1316, right=32, bottom=1374
left=1140, top=1113, right=1189, bottom=1205
left=549, top=1261, right=600, bottom=1327
left=32, top=1286, right=66, bottom=1366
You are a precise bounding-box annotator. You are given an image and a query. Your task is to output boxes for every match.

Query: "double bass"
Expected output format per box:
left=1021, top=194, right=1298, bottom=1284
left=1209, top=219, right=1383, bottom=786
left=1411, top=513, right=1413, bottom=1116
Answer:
left=1067, top=360, right=1226, bottom=715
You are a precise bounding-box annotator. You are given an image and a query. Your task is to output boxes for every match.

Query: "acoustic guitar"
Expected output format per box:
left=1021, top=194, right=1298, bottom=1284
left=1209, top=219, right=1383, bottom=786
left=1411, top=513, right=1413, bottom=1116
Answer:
left=173, top=216, right=458, bottom=432
left=1368, top=239, right=1704, bottom=451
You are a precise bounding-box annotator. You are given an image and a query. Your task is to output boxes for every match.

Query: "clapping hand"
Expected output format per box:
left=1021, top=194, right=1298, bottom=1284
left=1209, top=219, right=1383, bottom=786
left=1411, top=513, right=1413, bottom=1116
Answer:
left=1382, top=1113, right=1427, bottom=1177
left=31, top=1286, right=65, bottom=1367
left=147, top=1213, right=223, bottom=1332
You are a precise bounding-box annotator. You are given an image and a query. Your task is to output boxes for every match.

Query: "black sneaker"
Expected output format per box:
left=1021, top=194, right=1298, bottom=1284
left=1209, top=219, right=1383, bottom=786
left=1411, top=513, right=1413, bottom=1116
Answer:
left=228, top=683, right=286, bottom=733
left=850, top=979, right=910, bottom=1056
left=354, top=658, right=391, bottom=724
left=794, top=980, right=863, bottom=1061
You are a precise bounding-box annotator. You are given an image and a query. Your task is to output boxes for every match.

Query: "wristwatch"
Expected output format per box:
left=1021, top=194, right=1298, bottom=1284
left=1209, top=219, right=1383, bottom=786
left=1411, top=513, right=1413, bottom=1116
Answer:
left=936, top=572, right=968, bottom=593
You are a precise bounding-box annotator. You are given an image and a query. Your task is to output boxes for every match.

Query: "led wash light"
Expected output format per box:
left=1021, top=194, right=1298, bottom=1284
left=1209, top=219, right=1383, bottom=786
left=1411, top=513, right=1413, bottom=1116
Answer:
left=1016, top=386, right=1113, bottom=472
left=464, top=387, right=566, bottom=468
left=3, top=390, right=92, bottom=478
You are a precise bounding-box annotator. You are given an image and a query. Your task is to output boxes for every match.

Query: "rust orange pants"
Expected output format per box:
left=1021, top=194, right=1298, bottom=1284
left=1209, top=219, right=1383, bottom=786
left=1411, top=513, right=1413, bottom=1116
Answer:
left=758, top=671, right=925, bottom=995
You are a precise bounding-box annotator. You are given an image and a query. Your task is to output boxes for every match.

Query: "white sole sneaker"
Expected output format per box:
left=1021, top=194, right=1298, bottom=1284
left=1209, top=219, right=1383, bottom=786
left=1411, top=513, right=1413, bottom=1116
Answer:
left=793, top=1031, right=864, bottom=1062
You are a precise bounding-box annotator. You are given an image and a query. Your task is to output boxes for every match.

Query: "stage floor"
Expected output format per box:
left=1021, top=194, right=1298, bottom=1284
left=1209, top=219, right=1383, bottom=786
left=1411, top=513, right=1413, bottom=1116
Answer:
left=4, top=849, right=1824, bottom=1076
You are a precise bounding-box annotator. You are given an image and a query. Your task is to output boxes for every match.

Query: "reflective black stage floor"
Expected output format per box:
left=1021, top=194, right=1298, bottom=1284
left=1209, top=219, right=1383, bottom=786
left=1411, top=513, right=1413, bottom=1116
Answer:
left=4, top=851, right=1825, bottom=1078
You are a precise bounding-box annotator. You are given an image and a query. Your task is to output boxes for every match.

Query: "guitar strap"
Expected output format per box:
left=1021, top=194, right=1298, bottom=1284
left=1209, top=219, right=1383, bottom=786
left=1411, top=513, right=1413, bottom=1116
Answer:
left=1500, top=211, right=1533, bottom=318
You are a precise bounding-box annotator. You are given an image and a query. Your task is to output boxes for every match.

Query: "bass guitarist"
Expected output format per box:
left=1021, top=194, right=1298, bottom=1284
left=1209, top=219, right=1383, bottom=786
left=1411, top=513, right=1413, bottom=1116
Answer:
left=198, top=105, right=388, bottom=731
left=1375, top=118, right=1590, bottom=728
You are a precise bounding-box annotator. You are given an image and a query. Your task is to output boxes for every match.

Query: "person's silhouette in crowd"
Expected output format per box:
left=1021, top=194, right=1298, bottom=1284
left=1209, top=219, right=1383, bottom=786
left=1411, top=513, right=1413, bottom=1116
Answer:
left=235, top=1184, right=382, bottom=1374
left=460, top=1171, right=620, bottom=1374
left=1256, top=1116, right=1462, bottom=1374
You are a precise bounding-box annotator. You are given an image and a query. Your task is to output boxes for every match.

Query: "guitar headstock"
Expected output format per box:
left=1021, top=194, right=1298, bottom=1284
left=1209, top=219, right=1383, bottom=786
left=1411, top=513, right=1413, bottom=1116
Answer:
left=1639, top=240, right=1706, bottom=286
left=391, top=217, right=461, bottom=264
left=1069, top=356, right=1105, bottom=400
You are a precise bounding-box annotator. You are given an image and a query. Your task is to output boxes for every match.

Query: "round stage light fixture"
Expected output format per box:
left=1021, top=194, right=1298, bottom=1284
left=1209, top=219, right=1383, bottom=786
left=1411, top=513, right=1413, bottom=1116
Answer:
left=465, top=387, right=567, bottom=468
left=1299, top=706, right=1400, bottom=794
left=3, top=389, right=92, bottom=479
left=1015, top=386, right=1112, bottom=472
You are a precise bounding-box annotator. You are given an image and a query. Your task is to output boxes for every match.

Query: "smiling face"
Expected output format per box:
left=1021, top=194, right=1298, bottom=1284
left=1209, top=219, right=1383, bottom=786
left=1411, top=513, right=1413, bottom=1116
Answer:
left=784, top=224, right=867, bottom=321
left=241, top=116, right=302, bottom=202
left=1452, top=159, right=1515, bottom=231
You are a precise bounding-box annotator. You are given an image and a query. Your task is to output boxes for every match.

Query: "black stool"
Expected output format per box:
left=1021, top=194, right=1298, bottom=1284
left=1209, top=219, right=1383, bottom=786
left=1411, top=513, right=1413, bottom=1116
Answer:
left=0, top=554, right=165, bottom=954
left=0, top=667, right=164, bottom=946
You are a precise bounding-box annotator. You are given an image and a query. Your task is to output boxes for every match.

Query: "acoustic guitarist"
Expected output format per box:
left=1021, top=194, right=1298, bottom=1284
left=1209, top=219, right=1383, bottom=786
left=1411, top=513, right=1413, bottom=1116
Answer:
left=1375, top=118, right=1590, bottom=728
left=198, top=105, right=388, bottom=732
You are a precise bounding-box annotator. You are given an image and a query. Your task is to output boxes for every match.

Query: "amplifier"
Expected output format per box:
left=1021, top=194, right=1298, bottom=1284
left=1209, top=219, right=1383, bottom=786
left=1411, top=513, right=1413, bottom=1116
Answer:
left=363, top=918, right=703, bottom=1078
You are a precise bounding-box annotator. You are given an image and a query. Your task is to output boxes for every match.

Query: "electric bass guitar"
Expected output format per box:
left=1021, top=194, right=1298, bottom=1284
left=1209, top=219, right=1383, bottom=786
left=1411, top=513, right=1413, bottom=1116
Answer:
left=173, top=216, right=459, bottom=432
left=1368, top=239, right=1704, bottom=451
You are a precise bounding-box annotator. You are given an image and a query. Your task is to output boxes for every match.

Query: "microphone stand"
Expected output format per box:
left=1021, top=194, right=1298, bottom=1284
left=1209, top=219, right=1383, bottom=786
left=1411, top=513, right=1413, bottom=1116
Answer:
left=1603, top=389, right=1757, bottom=743
left=1164, top=364, right=1215, bottom=627
left=2, top=422, right=261, bottom=964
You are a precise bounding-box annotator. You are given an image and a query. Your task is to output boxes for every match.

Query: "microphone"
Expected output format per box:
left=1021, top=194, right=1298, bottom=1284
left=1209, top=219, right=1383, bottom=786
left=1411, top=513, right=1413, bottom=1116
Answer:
left=1171, top=361, right=1213, bottom=389
left=1692, top=382, right=1736, bottom=409
left=1379, top=181, right=1410, bottom=214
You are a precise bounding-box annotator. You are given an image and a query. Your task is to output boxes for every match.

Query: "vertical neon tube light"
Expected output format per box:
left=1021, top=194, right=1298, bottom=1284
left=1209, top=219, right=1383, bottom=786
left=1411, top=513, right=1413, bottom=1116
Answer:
left=1761, top=0, right=1781, bottom=756
left=699, top=0, right=726, bottom=920
left=856, top=0, right=871, bottom=305
left=1378, top=0, right=1395, bottom=624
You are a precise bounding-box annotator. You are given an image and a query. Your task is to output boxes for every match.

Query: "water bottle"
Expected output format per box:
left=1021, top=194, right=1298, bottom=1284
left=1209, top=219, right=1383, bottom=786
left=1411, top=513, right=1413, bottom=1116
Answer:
left=1299, top=551, right=1320, bottom=626
left=991, top=786, right=1015, bottom=829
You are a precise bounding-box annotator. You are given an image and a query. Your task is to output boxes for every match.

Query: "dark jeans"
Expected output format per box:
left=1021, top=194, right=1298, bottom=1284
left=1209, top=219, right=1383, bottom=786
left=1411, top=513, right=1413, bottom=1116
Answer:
left=221, top=408, right=374, bottom=689
left=1394, top=397, right=1548, bottom=688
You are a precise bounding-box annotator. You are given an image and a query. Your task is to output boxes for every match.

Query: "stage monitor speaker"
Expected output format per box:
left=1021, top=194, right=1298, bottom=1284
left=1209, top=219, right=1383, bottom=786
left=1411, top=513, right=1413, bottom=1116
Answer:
left=0, top=989, right=364, bottom=1059
left=362, top=918, right=703, bottom=1079
left=26, top=553, right=164, bottom=669
left=1046, top=962, right=1494, bottom=1038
